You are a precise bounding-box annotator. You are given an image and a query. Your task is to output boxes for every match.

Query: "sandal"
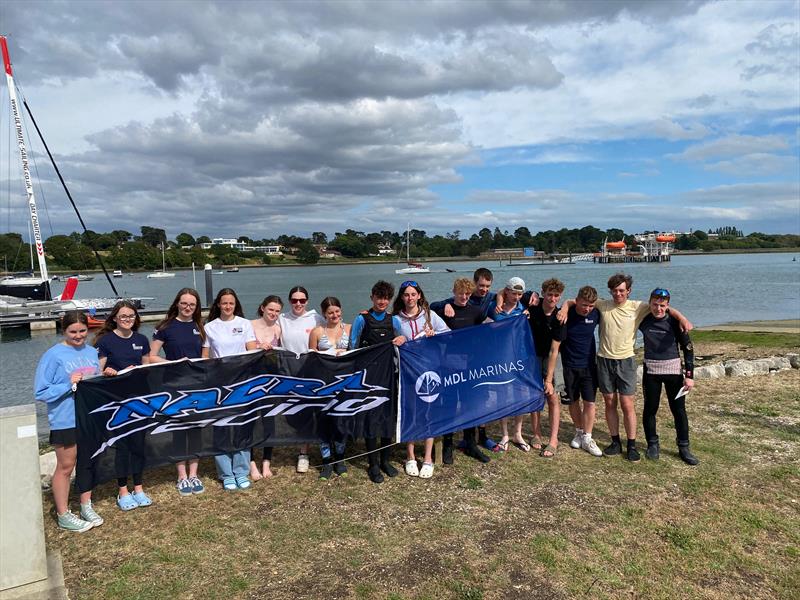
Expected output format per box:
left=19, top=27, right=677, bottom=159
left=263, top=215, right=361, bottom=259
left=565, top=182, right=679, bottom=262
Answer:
left=512, top=440, right=531, bottom=453
left=419, top=462, right=434, bottom=479
left=497, top=438, right=509, bottom=452
left=404, top=459, right=419, bottom=477
left=530, top=435, right=543, bottom=451
left=540, top=444, right=557, bottom=458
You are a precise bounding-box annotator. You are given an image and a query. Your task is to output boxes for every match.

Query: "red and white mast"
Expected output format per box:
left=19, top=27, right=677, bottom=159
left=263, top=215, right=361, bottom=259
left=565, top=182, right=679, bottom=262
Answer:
left=1, top=35, right=48, bottom=280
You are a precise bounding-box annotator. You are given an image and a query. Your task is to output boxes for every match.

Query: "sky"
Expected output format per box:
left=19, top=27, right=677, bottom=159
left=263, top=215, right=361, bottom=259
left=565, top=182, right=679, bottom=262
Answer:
left=1, top=0, right=798, bottom=240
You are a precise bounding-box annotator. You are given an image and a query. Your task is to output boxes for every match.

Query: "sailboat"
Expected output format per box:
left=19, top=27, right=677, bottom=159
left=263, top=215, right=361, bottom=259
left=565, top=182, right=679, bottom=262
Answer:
left=0, top=36, right=146, bottom=313
left=147, top=242, right=176, bottom=278
left=395, top=225, right=430, bottom=275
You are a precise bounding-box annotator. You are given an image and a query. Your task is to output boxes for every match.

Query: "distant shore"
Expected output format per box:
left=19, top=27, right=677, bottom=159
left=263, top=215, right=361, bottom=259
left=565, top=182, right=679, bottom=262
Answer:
left=697, top=319, right=800, bottom=334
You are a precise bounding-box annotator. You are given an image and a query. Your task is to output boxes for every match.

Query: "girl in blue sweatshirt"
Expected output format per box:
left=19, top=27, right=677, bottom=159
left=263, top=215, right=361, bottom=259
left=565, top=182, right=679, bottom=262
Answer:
left=34, top=312, right=102, bottom=533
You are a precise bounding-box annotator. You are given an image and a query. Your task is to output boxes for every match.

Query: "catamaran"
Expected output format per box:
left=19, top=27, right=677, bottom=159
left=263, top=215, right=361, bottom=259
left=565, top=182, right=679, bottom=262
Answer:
left=0, top=36, right=145, bottom=313
left=395, top=225, right=430, bottom=275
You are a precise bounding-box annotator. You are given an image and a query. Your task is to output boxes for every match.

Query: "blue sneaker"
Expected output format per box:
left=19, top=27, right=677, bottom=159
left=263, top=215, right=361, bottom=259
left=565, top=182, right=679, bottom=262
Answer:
left=222, top=477, right=237, bottom=491
left=117, top=494, right=138, bottom=511
left=189, top=476, right=205, bottom=495
left=235, top=475, right=251, bottom=490
left=131, top=491, right=152, bottom=507
left=176, top=478, right=193, bottom=496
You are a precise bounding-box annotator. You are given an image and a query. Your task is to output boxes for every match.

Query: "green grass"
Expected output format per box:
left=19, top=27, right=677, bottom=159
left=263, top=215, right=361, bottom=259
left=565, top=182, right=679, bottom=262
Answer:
left=43, top=368, right=800, bottom=600
left=692, top=329, right=800, bottom=348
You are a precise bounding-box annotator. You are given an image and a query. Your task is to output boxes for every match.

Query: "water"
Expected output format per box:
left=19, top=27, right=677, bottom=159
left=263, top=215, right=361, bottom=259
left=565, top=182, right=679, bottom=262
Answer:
left=2, top=252, right=798, bottom=439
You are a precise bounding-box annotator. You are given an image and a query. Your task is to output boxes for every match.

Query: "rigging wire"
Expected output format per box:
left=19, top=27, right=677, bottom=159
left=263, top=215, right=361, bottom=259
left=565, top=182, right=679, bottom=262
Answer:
left=21, top=96, right=119, bottom=296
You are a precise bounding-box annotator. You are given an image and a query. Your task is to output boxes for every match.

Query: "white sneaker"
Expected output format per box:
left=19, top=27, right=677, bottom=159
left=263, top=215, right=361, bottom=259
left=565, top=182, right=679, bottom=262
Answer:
left=570, top=428, right=584, bottom=449
left=296, top=454, right=310, bottom=473
left=581, top=434, right=603, bottom=457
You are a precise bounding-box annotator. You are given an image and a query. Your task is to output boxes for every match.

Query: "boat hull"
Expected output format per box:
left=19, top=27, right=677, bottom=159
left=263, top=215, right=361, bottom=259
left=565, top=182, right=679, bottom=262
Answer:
left=0, top=278, right=52, bottom=301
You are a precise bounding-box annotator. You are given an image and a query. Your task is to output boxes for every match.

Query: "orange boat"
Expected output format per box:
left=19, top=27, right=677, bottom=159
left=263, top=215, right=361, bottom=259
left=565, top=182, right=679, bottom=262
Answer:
left=656, top=234, right=676, bottom=243
left=86, top=315, right=105, bottom=328
left=605, top=241, right=626, bottom=249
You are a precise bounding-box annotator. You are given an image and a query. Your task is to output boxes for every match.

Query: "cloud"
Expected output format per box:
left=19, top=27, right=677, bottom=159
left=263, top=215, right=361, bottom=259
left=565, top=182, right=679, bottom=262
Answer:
left=670, top=134, right=790, bottom=161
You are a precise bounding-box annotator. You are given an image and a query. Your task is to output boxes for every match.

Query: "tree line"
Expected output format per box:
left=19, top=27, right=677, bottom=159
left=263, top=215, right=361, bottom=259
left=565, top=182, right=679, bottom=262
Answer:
left=0, top=226, right=798, bottom=272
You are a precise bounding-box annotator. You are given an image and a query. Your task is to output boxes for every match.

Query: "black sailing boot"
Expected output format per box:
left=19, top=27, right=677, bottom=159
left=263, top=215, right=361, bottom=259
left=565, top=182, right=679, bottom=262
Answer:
left=379, top=440, right=398, bottom=477
left=333, top=452, right=348, bottom=477
left=646, top=441, right=660, bottom=460
left=442, top=434, right=454, bottom=465
left=319, top=456, right=333, bottom=481
left=678, top=444, right=699, bottom=466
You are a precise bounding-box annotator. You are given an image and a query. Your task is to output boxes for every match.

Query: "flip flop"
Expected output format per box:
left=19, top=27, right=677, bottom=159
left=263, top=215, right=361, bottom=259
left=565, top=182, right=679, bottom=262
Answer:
left=497, top=439, right=509, bottom=452
left=512, top=440, right=531, bottom=453
left=530, top=436, right=543, bottom=451
left=540, top=444, right=557, bottom=458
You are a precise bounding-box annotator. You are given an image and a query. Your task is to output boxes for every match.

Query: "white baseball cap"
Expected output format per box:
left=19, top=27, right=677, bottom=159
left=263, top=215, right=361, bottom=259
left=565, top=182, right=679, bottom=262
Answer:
left=506, top=277, right=525, bottom=293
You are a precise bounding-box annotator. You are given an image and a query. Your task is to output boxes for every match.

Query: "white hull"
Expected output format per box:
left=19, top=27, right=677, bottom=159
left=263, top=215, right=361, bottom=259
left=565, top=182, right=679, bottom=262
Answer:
left=395, top=266, right=430, bottom=274
left=147, top=271, right=175, bottom=279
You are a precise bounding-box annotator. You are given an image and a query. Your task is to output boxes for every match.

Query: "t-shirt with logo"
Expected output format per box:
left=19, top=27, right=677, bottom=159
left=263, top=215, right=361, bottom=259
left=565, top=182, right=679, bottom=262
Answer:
left=528, top=304, right=560, bottom=358
left=552, top=306, right=599, bottom=369
left=96, top=330, right=150, bottom=371
left=203, top=315, right=257, bottom=358
left=433, top=302, right=485, bottom=331
left=153, top=319, right=203, bottom=360
left=595, top=299, right=650, bottom=360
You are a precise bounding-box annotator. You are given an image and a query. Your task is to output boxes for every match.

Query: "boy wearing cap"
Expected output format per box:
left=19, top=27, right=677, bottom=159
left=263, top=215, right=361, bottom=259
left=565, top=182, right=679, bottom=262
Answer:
left=639, top=288, right=698, bottom=465
left=485, top=276, right=530, bottom=452
left=527, top=278, right=564, bottom=458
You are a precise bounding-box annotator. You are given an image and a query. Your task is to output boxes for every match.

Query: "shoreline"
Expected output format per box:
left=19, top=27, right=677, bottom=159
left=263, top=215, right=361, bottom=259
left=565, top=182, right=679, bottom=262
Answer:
left=697, top=319, right=800, bottom=334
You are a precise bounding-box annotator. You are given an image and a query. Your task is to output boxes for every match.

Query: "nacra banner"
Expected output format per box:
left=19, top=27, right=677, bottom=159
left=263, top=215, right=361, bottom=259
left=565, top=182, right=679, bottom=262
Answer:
left=397, top=316, right=545, bottom=442
left=76, top=344, right=397, bottom=485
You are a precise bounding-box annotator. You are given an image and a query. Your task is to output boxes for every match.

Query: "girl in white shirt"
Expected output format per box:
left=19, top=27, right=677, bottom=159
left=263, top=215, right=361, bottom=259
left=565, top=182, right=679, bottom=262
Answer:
left=203, top=288, right=258, bottom=490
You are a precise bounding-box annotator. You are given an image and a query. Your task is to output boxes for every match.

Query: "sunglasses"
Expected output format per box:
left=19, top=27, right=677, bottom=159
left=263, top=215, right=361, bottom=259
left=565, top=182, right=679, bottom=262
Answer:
left=650, top=288, right=670, bottom=298
left=290, top=297, right=308, bottom=304
left=400, top=281, right=419, bottom=289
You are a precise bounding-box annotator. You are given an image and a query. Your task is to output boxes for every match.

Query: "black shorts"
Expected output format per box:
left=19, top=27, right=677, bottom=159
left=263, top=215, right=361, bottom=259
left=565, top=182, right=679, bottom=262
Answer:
left=49, top=427, right=77, bottom=446
left=562, top=366, right=598, bottom=404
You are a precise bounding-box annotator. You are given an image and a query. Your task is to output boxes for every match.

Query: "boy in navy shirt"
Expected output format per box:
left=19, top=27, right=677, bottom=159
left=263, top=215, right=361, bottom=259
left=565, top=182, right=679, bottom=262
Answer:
left=545, top=286, right=602, bottom=457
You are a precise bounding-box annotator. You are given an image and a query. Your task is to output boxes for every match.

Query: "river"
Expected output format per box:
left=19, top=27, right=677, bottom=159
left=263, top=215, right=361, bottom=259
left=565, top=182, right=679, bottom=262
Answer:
left=1, top=252, right=798, bottom=439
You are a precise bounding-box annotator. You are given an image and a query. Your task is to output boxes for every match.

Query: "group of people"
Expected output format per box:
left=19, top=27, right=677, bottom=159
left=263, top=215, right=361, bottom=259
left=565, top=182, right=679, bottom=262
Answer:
left=35, top=267, right=698, bottom=533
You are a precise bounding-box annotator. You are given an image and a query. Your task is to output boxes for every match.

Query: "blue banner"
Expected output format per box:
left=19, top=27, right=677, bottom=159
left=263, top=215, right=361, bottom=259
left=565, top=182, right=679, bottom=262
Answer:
left=397, top=316, right=545, bottom=442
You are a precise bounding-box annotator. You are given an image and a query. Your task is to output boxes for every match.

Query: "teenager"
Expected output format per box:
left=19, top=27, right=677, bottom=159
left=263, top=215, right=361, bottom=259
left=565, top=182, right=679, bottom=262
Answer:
left=545, top=286, right=602, bottom=457
left=34, top=312, right=102, bottom=532
left=249, top=295, right=282, bottom=480
left=393, top=280, right=449, bottom=478
left=278, top=285, right=324, bottom=473
left=430, top=267, right=497, bottom=320
left=149, top=288, right=206, bottom=495
left=203, top=288, right=258, bottom=490
left=639, top=289, right=699, bottom=465
left=309, top=296, right=352, bottom=480
left=94, top=301, right=153, bottom=510
left=431, top=277, right=491, bottom=463
left=486, top=277, right=530, bottom=454
left=526, top=278, right=564, bottom=458
left=349, top=280, right=406, bottom=484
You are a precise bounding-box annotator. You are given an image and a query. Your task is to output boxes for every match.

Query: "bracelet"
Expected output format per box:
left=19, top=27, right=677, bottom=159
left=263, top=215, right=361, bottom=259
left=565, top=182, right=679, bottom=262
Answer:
left=71, top=383, right=78, bottom=392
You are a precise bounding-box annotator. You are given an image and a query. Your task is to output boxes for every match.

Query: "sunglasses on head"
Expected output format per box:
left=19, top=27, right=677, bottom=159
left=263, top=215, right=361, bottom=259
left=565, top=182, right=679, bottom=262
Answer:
left=400, top=280, right=419, bottom=289
left=651, top=288, right=670, bottom=298
left=290, top=297, right=308, bottom=304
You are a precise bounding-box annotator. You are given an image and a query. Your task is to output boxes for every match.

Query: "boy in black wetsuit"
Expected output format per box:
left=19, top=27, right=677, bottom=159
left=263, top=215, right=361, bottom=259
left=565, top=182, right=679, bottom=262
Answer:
left=432, top=277, right=491, bottom=464
left=349, top=280, right=407, bottom=483
left=638, top=288, right=698, bottom=465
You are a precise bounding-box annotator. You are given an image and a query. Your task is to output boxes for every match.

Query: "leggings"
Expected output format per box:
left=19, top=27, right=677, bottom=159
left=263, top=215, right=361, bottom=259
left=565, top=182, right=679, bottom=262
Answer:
left=118, top=473, right=144, bottom=487
left=252, top=447, right=273, bottom=462
left=642, top=370, right=689, bottom=446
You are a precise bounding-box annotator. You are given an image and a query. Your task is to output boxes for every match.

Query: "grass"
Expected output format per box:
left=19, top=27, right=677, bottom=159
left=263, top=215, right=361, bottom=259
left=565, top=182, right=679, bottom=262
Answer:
left=691, top=329, right=800, bottom=349
left=42, top=347, right=800, bottom=599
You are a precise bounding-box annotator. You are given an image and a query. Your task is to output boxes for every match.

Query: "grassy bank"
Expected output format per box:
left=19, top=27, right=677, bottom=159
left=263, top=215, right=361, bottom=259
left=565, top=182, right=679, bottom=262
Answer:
left=44, top=348, right=799, bottom=599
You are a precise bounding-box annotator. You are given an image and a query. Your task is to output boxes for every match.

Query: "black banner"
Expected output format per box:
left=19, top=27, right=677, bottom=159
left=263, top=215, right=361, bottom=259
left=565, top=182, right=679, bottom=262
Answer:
left=76, top=344, right=396, bottom=485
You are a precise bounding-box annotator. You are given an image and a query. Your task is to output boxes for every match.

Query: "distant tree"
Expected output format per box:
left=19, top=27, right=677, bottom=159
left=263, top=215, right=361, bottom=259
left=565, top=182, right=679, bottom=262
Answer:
left=693, top=230, right=708, bottom=241
left=140, top=226, right=167, bottom=247
left=296, top=241, right=320, bottom=264
left=110, top=230, right=133, bottom=244
left=196, top=235, right=211, bottom=244
left=176, top=232, right=196, bottom=247
left=93, top=234, right=117, bottom=250
left=311, top=231, right=328, bottom=245
left=0, top=232, right=30, bottom=271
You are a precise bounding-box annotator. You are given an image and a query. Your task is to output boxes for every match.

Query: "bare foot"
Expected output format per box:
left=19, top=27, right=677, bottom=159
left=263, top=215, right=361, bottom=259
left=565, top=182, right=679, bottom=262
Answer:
left=249, top=461, right=263, bottom=481
left=262, top=461, right=273, bottom=479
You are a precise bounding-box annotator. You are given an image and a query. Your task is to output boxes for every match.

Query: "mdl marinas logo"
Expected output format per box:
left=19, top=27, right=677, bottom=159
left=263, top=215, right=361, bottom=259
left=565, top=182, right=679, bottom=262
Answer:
left=415, top=371, right=442, bottom=403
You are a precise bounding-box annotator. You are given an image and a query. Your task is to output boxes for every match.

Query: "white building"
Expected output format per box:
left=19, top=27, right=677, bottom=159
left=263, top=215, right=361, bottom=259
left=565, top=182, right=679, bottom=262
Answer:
left=200, top=238, right=283, bottom=255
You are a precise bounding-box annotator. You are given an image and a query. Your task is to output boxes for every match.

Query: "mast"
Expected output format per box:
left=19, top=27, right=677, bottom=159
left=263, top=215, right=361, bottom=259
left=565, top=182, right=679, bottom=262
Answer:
left=1, top=36, right=48, bottom=280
